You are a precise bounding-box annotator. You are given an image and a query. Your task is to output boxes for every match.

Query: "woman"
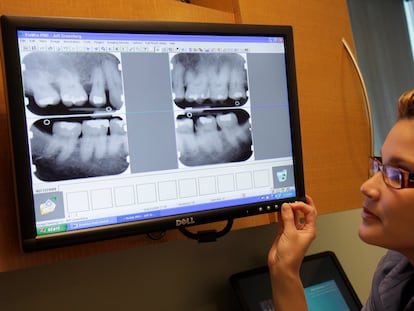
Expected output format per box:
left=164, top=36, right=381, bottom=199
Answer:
left=268, top=90, right=414, bottom=311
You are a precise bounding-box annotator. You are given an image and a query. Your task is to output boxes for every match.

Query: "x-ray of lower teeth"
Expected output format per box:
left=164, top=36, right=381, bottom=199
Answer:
left=22, top=52, right=124, bottom=115
left=171, top=53, right=248, bottom=108
left=30, top=116, right=129, bottom=181
left=176, top=110, right=252, bottom=166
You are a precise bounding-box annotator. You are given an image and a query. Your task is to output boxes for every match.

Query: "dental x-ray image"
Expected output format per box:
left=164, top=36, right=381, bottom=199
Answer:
left=22, top=52, right=124, bottom=115
left=176, top=110, right=252, bottom=166
left=171, top=53, right=248, bottom=108
left=172, top=52, right=252, bottom=166
left=30, top=116, right=129, bottom=181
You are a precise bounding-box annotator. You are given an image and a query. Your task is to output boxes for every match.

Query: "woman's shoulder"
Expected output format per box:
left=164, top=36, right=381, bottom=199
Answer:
left=363, top=251, right=414, bottom=311
left=379, top=250, right=407, bottom=264
left=375, top=250, right=411, bottom=278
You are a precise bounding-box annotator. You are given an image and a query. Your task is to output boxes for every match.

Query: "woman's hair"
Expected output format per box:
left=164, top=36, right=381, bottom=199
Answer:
left=398, top=89, right=414, bottom=119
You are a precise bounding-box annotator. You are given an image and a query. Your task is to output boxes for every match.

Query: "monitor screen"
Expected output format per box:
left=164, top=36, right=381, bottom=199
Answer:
left=0, top=15, right=305, bottom=251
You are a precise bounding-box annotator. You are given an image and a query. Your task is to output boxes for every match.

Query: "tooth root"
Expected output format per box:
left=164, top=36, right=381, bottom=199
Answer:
left=185, top=70, right=208, bottom=103
left=94, top=136, right=108, bottom=159
left=107, top=119, right=128, bottom=156
left=107, top=135, right=128, bottom=156
left=80, top=119, right=109, bottom=162
left=229, top=68, right=247, bottom=100
left=171, top=61, right=185, bottom=101
left=194, top=115, right=224, bottom=155
left=57, top=70, right=88, bottom=107
left=176, top=118, right=198, bottom=157
left=46, top=121, right=81, bottom=162
left=80, top=136, right=94, bottom=162
left=56, top=138, right=78, bottom=162
left=43, top=135, right=61, bottom=158
left=102, top=59, right=123, bottom=109
left=89, top=66, right=107, bottom=107
left=208, top=64, right=230, bottom=101
left=24, top=70, right=61, bottom=107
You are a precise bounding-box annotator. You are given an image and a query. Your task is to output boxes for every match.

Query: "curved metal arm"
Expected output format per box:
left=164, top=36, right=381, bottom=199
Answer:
left=342, top=37, right=374, bottom=157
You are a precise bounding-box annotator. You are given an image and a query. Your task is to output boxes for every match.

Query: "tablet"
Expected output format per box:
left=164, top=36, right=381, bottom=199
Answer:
left=229, top=251, right=362, bottom=311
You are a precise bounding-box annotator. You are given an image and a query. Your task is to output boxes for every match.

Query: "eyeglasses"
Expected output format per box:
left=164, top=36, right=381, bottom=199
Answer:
left=369, top=156, right=414, bottom=189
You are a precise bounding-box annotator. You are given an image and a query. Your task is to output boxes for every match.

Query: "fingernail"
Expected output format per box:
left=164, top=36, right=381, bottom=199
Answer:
left=282, top=203, right=290, bottom=211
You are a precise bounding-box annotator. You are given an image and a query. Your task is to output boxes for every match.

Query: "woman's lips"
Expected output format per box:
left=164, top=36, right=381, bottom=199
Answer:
left=361, top=207, right=380, bottom=222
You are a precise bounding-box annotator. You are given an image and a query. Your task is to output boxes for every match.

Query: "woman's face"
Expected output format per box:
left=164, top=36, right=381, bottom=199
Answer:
left=359, top=119, right=414, bottom=258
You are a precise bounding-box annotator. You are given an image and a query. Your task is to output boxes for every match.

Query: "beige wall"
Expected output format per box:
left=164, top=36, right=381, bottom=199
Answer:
left=0, top=208, right=386, bottom=310
left=308, top=208, right=387, bottom=304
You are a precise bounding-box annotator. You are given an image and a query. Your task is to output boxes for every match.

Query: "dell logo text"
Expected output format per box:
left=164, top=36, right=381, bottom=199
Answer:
left=176, top=217, right=196, bottom=226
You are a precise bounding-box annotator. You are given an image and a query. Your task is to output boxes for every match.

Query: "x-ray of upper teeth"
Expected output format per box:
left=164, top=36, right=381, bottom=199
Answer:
left=171, top=53, right=248, bottom=108
left=176, top=109, right=252, bottom=166
left=22, top=52, right=124, bottom=115
left=30, top=116, right=129, bottom=181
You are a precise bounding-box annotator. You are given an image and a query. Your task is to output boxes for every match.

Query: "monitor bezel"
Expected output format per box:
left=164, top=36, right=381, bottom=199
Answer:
left=1, top=15, right=305, bottom=251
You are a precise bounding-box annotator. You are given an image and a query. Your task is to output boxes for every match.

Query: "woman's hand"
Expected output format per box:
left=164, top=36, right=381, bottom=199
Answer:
left=268, top=195, right=317, bottom=273
left=267, top=195, right=317, bottom=311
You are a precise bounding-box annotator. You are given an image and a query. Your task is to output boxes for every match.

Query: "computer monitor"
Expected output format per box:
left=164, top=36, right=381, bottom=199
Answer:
left=0, top=15, right=305, bottom=251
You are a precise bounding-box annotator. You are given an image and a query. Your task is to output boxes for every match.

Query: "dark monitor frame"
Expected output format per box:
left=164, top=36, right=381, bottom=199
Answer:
left=1, top=15, right=305, bottom=251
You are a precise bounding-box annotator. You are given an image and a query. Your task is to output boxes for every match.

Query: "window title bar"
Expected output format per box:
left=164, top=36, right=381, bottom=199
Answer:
left=17, top=30, right=285, bottom=43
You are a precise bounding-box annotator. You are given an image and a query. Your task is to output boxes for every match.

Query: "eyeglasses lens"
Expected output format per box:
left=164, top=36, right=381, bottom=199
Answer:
left=370, top=158, right=380, bottom=176
left=383, top=166, right=402, bottom=189
left=369, top=157, right=402, bottom=189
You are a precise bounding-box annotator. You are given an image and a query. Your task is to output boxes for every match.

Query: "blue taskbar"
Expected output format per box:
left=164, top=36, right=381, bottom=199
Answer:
left=36, top=188, right=296, bottom=235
